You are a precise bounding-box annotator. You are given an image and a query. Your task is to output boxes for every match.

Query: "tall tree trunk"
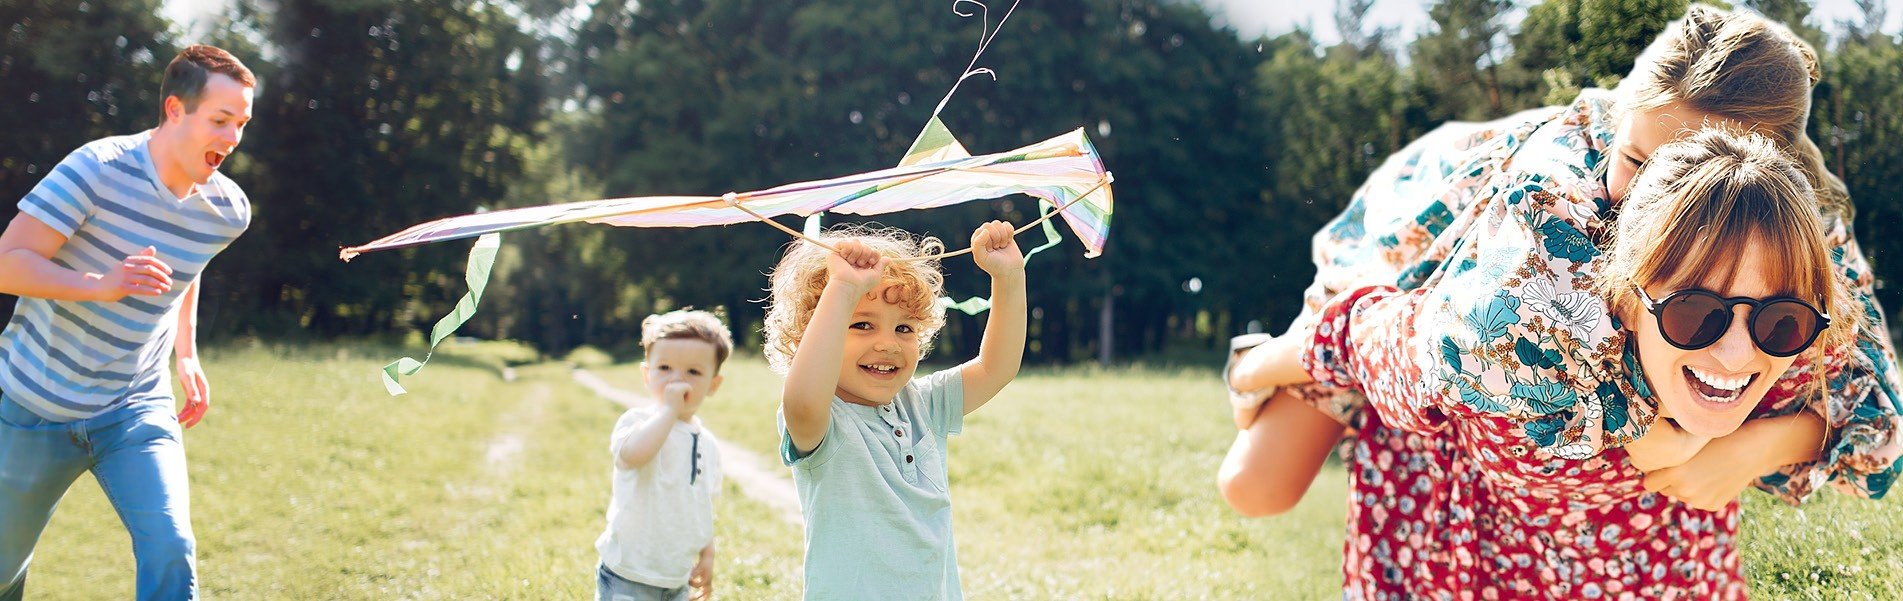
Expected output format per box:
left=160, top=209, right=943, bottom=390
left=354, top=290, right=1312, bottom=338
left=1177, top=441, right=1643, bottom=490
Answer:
left=1484, top=61, right=1503, bottom=116
left=1098, top=289, right=1114, bottom=366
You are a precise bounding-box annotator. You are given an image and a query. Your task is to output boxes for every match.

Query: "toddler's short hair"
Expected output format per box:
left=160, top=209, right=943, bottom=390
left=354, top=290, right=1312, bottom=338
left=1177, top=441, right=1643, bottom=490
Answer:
left=642, top=309, right=735, bottom=371
left=763, top=224, right=947, bottom=374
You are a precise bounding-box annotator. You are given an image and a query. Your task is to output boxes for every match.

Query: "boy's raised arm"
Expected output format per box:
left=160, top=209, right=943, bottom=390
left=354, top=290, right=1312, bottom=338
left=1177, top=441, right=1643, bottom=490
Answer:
left=782, top=241, right=885, bottom=453
left=959, top=221, right=1026, bottom=415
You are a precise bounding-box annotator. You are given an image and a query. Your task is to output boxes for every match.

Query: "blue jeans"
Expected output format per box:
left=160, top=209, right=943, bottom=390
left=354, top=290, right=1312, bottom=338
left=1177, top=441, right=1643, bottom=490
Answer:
left=0, top=394, right=195, bottom=600
left=597, top=563, right=689, bottom=601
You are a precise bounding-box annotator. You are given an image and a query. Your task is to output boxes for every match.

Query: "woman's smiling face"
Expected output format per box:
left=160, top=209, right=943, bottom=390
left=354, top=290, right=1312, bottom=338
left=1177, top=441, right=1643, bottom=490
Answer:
left=1630, top=237, right=1802, bottom=438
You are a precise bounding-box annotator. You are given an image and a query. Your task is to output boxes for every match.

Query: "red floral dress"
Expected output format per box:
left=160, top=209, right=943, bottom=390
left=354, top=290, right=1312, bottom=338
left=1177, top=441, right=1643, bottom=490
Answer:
left=1281, top=91, right=1903, bottom=599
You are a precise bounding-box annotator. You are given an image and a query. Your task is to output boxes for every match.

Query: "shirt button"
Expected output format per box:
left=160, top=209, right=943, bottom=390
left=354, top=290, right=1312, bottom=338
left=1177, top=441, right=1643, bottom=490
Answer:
left=895, top=429, right=903, bottom=437
left=905, top=455, right=914, bottom=464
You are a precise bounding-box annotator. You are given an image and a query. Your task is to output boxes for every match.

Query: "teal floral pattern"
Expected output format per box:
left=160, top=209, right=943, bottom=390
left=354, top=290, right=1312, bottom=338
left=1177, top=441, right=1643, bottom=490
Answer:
left=1298, top=94, right=1655, bottom=462
left=1293, top=90, right=1901, bottom=489
left=1279, top=90, right=1903, bottom=598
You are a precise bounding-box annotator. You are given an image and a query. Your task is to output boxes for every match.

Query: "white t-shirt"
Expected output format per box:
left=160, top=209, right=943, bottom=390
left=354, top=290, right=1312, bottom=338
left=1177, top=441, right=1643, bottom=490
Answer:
left=596, top=406, right=723, bottom=589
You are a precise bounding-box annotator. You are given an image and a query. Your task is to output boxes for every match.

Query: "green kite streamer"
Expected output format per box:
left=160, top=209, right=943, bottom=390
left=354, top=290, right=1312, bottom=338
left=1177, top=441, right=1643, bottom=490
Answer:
left=380, top=233, right=501, bottom=395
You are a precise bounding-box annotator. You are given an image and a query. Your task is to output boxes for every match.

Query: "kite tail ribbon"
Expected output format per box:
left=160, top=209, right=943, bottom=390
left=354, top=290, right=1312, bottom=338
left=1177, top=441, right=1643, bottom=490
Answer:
left=937, top=198, right=1065, bottom=316
left=380, top=232, right=502, bottom=395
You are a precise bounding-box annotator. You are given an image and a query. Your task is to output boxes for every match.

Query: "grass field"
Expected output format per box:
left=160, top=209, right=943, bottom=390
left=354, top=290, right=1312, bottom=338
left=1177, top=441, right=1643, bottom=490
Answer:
left=25, top=341, right=1903, bottom=599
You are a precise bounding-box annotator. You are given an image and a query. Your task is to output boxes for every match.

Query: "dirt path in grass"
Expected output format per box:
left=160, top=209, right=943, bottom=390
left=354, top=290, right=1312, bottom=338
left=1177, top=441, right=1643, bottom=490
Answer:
left=571, top=369, right=804, bottom=526
left=485, top=381, right=543, bottom=472
left=450, top=381, right=549, bottom=504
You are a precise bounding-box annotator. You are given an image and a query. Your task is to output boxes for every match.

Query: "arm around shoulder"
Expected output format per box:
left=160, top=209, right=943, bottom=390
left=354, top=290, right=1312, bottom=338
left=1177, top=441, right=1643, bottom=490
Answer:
left=1754, top=228, right=1903, bottom=504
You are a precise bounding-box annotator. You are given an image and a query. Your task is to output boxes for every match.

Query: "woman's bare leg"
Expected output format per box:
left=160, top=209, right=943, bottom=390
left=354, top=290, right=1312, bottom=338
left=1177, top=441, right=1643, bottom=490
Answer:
left=1218, top=389, right=1346, bottom=517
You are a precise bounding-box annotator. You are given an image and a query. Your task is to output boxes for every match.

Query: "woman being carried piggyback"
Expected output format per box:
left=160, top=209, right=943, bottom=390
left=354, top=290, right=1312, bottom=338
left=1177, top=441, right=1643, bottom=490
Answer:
left=1219, top=4, right=1903, bottom=597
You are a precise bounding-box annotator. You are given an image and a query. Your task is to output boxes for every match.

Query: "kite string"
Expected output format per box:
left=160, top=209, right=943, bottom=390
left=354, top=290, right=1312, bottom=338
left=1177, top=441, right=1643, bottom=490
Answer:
left=931, top=0, right=1020, bottom=118
left=721, top=0, right=1041, bottom=261
left=721, top=175, right=1107, bottom=262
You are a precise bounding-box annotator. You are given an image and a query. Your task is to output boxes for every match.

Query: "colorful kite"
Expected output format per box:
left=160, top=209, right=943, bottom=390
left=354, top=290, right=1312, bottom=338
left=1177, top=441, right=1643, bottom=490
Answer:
left=339, top=119, right=1112, bottom=261
left=343, top=0, right=1114, bottom=394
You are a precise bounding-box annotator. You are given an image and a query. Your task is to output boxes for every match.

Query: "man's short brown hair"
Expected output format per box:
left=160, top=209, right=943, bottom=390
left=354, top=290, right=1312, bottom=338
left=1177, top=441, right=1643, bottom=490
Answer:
left=641, top=309, right=735, bottom=371
left=159, top=44, right=256, bottom=118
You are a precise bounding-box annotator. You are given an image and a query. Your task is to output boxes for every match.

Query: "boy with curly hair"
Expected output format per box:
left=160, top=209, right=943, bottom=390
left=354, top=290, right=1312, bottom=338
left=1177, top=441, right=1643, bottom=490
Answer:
left=767, top=221, right=1025, bottom=600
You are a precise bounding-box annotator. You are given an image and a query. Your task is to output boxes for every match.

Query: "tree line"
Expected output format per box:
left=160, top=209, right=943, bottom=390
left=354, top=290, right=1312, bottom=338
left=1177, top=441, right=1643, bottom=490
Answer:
left=2, top=0, right=1899, bottom=363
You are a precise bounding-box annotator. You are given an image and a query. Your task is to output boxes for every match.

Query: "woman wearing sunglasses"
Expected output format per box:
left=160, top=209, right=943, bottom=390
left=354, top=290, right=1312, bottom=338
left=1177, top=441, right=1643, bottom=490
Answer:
left=1218, top=5, right=1901, bottom=598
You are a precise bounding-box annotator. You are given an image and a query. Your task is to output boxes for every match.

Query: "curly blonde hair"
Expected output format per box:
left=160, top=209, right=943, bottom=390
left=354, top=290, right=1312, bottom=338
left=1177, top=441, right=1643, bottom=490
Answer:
left=762, top=224, right=948, bottom=374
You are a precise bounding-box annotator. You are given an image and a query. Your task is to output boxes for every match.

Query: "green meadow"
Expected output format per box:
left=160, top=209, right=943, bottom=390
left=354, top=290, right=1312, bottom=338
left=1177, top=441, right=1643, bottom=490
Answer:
left=26, top=342, right=1903, bottom=599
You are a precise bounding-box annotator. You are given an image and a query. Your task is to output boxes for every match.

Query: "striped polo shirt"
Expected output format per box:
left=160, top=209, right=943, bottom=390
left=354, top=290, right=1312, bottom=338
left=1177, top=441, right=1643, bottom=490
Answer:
left=1, top=131, right=250, bottom=422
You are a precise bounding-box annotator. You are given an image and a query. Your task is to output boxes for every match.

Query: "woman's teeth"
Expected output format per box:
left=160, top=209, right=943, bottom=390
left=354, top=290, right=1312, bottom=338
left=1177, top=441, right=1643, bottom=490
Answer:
left=1684, top=365, right=1751, bottom=401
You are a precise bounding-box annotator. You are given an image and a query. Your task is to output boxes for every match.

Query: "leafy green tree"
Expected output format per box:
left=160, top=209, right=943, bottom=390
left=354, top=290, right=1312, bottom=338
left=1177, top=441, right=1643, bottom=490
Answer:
left=0, top=0, right=174, bottom=323
left=1742, top=0, right=1824, bottom=48
left=1507, top=0, right=1688, bottom=106
left=0, top=0, right=173, bottom=202
left=1835, top=0, right=1890, bottom=46
left=1244, top=0, right=1418, bottom=334
left=480, top=129, right=636, bottom=355
left=1332, top=0, right=1398, bottom=58
left=1411, top=0, right=1513, bottom=121
left=206, top=0, right=549, bottom=339
left=1814, top=18, right=1903, bottom=325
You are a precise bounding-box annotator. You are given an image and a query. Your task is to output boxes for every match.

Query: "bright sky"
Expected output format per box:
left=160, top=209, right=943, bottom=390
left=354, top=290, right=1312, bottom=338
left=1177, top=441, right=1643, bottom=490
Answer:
left=1198, top=0, right=1902, bottom=45
left=161, top=0, right=229, bottom=38
left=162, top=0, right=1900, bottom=46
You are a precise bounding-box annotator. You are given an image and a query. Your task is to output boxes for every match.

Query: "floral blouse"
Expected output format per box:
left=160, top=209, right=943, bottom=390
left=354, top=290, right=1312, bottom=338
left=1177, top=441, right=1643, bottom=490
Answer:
left=1292, top=90, right=1903, bottom=503
left=1270, top=91, right=1903, bottom=597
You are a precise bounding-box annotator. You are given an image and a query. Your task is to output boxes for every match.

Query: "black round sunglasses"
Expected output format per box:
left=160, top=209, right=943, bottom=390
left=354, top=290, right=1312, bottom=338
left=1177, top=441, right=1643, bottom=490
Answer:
left=1634, top=286, right=1830, bottom=358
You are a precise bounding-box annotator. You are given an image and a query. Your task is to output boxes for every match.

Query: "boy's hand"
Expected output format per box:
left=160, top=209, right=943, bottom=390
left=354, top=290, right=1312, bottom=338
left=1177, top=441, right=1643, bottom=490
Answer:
left=827, top=239, right=886, bottom=298
left=662, top=381, right=699, bottom=418
left=970, top=220, right=1024, bottom=277
left=689, top=547, right=715, bottom=600
left=1225, top=334, right=1312, bottom=408
left=1226, top=334, right=1276, bottom=429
